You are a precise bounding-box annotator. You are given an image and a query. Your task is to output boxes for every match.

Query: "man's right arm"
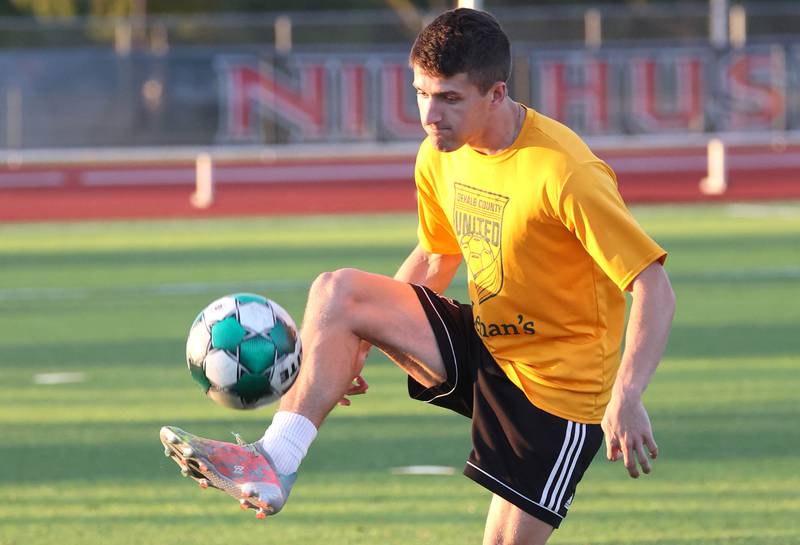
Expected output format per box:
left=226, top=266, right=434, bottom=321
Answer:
left=394, top=243, right=462, bottom=294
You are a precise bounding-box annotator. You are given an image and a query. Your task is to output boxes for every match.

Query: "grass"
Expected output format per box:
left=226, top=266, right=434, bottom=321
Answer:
left=1, top=203, right=799, bottom=545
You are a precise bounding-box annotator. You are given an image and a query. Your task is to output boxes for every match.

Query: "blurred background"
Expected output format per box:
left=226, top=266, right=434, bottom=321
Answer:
left=1, top=3, right=799, bottom=545
left=1, top=0, right=800, bottom=219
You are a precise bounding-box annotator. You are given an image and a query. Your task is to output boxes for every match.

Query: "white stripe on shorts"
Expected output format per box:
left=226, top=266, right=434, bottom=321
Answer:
left=540, top=421, right=587, bottom=510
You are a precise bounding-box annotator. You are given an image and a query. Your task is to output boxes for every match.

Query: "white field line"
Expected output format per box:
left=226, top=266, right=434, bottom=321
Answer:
left=0, top=269, right=797, bottom=303
left=6, top=145, right=800, bottom=189
left=726, top=203, right=800, bottom=218
left=0, top=279, right=314, bottom=301
left=23, top=150, right=800, bottom=187
left=391, top=465, right=455, bottom=476
left=33, top=372, right=87, bottom=385
left=0, top=171, right=65, bottom=188
left=81, top=162, right=415, bottom=186
left=679, top=267, right=800, bottom=282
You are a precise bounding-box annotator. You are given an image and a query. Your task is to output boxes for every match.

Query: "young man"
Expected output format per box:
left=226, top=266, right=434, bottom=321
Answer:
left=161, top=8, right=675, bottom=544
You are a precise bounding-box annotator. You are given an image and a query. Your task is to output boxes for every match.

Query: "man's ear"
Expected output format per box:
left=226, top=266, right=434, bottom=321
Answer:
left=489, top=81, right=507, bottom=107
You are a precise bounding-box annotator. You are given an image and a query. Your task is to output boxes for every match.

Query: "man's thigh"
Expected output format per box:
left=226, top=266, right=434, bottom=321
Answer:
left=324, top=269, right=448, bottom=388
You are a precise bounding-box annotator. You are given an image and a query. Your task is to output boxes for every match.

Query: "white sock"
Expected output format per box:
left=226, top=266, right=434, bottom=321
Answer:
left=259, top=411, right=318, bottom=474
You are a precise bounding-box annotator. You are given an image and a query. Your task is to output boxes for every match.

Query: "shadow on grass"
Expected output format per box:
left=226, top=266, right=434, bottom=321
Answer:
left=4, top=399, right=797, bottom=489
left=2, top=413, right=472, bottom=486
left=4, top=318, right=796, bottom=370
left=3, top=338, right=187, bottom=369
left=665, top=322, right=799, bottom=358
left=1, top=244, right=411, bottom=271
left=658, top=232, right=800, bottom=260
left=0, top=503, right=476, bottom=527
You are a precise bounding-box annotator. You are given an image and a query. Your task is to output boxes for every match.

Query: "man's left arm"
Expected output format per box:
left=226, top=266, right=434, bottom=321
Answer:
left=602, top=261, right=676, bottom=478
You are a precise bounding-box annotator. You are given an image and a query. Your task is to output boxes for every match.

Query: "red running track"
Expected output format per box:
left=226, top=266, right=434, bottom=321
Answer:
left=1, top=143, right=799, bottom=222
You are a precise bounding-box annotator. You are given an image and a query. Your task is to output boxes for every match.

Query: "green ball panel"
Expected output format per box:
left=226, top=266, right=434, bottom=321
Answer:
left=234, top=373, right=271, bottom=404
left=189, top=363, right=211, bottom=393
left=233, top=293, right=268, bottom=304
left=270, top=320, right=296, bottom=356
left=210, top=316, right=247, bottom=351
left=239, top=336, right=276, bottom=374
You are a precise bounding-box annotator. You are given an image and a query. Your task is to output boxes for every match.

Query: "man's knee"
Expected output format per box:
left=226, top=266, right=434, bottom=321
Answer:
left=308, top=268, right=365, bottom=313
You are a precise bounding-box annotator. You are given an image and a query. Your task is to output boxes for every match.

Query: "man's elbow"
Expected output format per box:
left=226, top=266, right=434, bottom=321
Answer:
left=636, top=262, right=676, bottom=317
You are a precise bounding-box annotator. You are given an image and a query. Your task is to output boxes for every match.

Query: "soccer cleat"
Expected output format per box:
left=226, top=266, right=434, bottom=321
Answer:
left=241, top=483, right=255, bottom=497
left=163, top=428, right=180, bottom=444
left=159, top=426, right=296, bottom=518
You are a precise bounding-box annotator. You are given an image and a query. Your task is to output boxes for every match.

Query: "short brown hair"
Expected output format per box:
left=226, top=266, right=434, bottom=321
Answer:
left=409, top=8, right=511, bottom=95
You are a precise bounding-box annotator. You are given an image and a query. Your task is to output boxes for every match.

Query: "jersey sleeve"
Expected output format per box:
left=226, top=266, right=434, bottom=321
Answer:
left=415, top=140, right=461, bottom=255
left=553, top=161, right=667, bottom=291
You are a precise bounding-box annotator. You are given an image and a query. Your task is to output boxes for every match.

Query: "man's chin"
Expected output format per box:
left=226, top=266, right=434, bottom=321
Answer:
left=428, top=136, right=463, bottom=153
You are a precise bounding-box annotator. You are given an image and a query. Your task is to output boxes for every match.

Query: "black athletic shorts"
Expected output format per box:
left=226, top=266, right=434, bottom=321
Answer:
left=408, top=284, right=604, bottom=528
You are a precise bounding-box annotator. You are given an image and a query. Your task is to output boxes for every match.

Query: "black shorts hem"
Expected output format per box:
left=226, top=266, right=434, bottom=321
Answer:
left=464, top=462, right=564, bottom=529
left=407, top=284, right=471, bottom=418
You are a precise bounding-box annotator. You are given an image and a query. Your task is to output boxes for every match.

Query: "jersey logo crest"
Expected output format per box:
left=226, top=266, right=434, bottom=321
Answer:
left=452, top=183, right=510, bottom=303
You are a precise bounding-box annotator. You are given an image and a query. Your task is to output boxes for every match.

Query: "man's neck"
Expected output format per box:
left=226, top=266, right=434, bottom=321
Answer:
left=470, top=99, right=524, bottom=156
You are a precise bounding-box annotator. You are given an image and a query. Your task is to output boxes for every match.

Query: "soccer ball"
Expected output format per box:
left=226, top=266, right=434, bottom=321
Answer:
left=185, top=293, right=302, bottom=410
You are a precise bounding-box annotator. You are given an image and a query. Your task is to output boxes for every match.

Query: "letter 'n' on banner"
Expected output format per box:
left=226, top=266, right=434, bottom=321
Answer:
left=215, top=55, right=327, bottom=142
left=339, top=61, right=369, bottom=138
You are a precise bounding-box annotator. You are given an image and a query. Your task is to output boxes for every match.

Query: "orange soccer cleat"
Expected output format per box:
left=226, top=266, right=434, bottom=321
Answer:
left=160, top=426, right=296, bottom=519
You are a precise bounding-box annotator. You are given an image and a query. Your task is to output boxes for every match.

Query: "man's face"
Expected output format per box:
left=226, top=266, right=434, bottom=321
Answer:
left=412, top=66, right=493, bottom=152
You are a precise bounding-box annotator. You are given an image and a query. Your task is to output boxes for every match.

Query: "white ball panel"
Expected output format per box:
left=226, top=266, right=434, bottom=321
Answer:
left=203, top=296, right=238, bottom=325
left=207, top=388, right=246, bottom=410
left=204, top=350, right=240, bottom=388
left=268, top=364, right=284, bottom=395
left=186, top=319, right=211, bottom=366
left=269, top=299, right=298, bottom=332
left=270, top=354, right=300, bottom=395
left=238, top=302, right=275, bottom=334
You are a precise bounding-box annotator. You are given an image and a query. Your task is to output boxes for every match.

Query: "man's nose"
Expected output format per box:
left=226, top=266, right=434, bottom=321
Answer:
left=421, top=100, right=442, bottom=126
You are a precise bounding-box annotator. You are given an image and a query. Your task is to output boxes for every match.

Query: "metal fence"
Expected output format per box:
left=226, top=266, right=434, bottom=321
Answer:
left=3, top=3, right=800, bottom=51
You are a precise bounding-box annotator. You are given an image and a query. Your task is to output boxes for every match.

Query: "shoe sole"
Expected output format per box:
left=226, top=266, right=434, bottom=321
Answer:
left=159, top=426, right=274, bottom=518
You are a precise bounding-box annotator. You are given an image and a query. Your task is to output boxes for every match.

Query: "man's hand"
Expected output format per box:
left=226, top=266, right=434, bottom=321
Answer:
left=601, top=392, right=658, bottom=478
left=337, top=341, right=371, bottom=406
left=337, top=374, right=369, bottom=406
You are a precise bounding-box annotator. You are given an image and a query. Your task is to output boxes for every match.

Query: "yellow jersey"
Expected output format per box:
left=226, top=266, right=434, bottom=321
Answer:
left=415, top=107, right=667, bottom=423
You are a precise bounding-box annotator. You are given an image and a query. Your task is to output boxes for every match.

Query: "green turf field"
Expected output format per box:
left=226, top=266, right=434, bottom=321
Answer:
left=1, top=203, right=799, bottom=545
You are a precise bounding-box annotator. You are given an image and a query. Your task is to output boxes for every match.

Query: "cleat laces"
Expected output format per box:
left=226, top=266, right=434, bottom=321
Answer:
left=232, top=432, right=260, bottom=457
